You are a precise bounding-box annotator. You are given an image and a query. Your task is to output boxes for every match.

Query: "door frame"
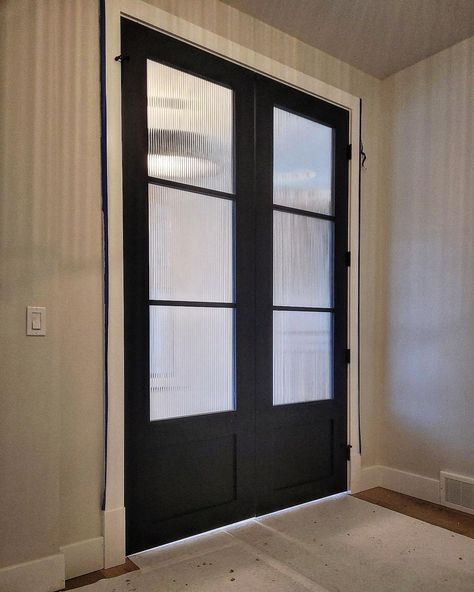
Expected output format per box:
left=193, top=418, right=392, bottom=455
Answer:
left=101, top=0, right=361, bottom=568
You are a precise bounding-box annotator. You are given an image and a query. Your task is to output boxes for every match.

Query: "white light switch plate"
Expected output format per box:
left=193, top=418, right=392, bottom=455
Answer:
left=26, top=306, right=46, bottom=336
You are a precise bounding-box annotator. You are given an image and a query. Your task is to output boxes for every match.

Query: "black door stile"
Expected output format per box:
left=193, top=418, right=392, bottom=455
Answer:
left=121, top=18, right=349, bottom=554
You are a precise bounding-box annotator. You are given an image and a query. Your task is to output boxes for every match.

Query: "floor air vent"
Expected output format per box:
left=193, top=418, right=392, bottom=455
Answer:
left=440, top=471, right=474, bottom=515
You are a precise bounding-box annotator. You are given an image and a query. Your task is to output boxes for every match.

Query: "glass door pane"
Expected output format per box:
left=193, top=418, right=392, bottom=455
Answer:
left=273, top=210, right=334, bottom=308
left=149, top=185, right=233, bottom=302
left=274, top=107, right=333, bottom=215
left=147, top=60, right=234, bottom=193
left=150, top=306, right=234, bottom=420
left=273, top=311, right=332, bottom=405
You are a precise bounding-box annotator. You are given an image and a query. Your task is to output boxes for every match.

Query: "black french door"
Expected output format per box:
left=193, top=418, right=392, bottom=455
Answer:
left=254, top=79, right=349, bottom=514
left=121, top=18, right=349, bottom=554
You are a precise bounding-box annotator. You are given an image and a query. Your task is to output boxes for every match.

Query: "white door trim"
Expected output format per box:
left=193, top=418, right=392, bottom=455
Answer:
left=103, top=0, right=361, bottom=567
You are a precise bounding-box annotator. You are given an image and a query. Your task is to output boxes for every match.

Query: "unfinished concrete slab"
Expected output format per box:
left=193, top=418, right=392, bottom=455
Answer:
left=78, top=494, right=474, bottom=592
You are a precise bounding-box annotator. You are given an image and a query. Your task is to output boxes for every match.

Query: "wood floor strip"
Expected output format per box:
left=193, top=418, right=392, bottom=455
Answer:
left=353, top=487, right=474, bottom=539
left=63, top=558, right=139, bottom=590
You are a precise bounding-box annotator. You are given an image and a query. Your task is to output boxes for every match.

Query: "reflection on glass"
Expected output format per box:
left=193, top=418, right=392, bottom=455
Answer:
left=274, top=108, right=333, bottom=215
left=273, top=211, right=333, bottom=308
left=150, top=306, right=234, bottom=420
left=273, top=311, right=333, bottom=405
left=149, top=184, right=233, bottom=303
left=147, top=60, right=234, bottom=193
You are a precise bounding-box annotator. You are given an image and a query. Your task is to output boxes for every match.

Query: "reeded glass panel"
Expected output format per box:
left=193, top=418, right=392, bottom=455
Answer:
left=273, top=311, right=333, bottom=405
left=149, top=184, right=233, bottom=303
left=150, top=306, right=234, bottom=420
left=274, top=108, right=333, bottom=215
left=147, top=60, right=234, bottom=193
left=273, top=211, right=334, bottom=308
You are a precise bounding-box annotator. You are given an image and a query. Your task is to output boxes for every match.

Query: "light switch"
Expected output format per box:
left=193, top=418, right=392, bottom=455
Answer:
left=31, top=312, right=41, bottom=330
left=26, top=306, right=46, bottom=336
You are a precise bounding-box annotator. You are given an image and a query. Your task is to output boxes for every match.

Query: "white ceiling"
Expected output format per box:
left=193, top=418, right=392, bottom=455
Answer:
left=220, top=0, right=474, bottom=79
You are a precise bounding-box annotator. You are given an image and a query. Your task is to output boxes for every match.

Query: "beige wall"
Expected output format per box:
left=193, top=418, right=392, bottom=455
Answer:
left=0, top=0, right=103, bottom=567
left=380, top=36, right=474, bottom=479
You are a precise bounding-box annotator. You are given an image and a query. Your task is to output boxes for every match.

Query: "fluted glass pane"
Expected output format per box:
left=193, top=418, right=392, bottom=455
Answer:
left=147, top=60, right=234, bottom=193
left=149, top=184, right=233, bottom=302
left=150, top=306, right=234, bottom=420
left=274, top=108, right=333, bottom=215
left=273, top=311, right=333, bottom=405
left=273, top=211, right=333, bottom=308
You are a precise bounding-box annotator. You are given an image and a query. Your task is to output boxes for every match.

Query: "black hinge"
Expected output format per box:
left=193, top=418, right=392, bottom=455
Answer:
left=346, top=444, right=353, bottom=461
left=114, top=54, right=130, bottom=62
left=345, top=348, right=351, bottom=364
left=347, top=144, right=352, bottom=160
left=345, top=251, right=351, bottom=267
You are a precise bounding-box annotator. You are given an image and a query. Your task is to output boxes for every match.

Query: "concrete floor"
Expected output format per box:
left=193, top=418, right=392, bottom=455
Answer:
left=76, top=494, right=474, bottom=592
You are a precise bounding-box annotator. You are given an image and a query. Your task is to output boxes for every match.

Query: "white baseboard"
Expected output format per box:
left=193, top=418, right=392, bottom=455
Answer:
left=358, top=464, right=440, bottom=504
left=380, top=466, right=440, bottom=503
left=103, top=506, right=126, bottom=569
left=60, top=537, right=104, bottom=580
left=0, top=553, right=64, bottom=592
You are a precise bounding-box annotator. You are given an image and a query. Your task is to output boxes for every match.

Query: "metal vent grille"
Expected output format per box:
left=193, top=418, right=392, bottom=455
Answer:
left=440, top=471, right=474, bottom=515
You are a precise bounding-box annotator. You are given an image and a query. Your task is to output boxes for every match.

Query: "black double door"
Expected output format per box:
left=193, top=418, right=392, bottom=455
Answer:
left=121, top=18, right=349, bottom=554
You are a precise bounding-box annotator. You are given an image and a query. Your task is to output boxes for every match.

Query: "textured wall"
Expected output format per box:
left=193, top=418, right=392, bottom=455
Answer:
left=0, top=0, right=103, bottom=567
left=381, top=36, right=474, bottom=478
